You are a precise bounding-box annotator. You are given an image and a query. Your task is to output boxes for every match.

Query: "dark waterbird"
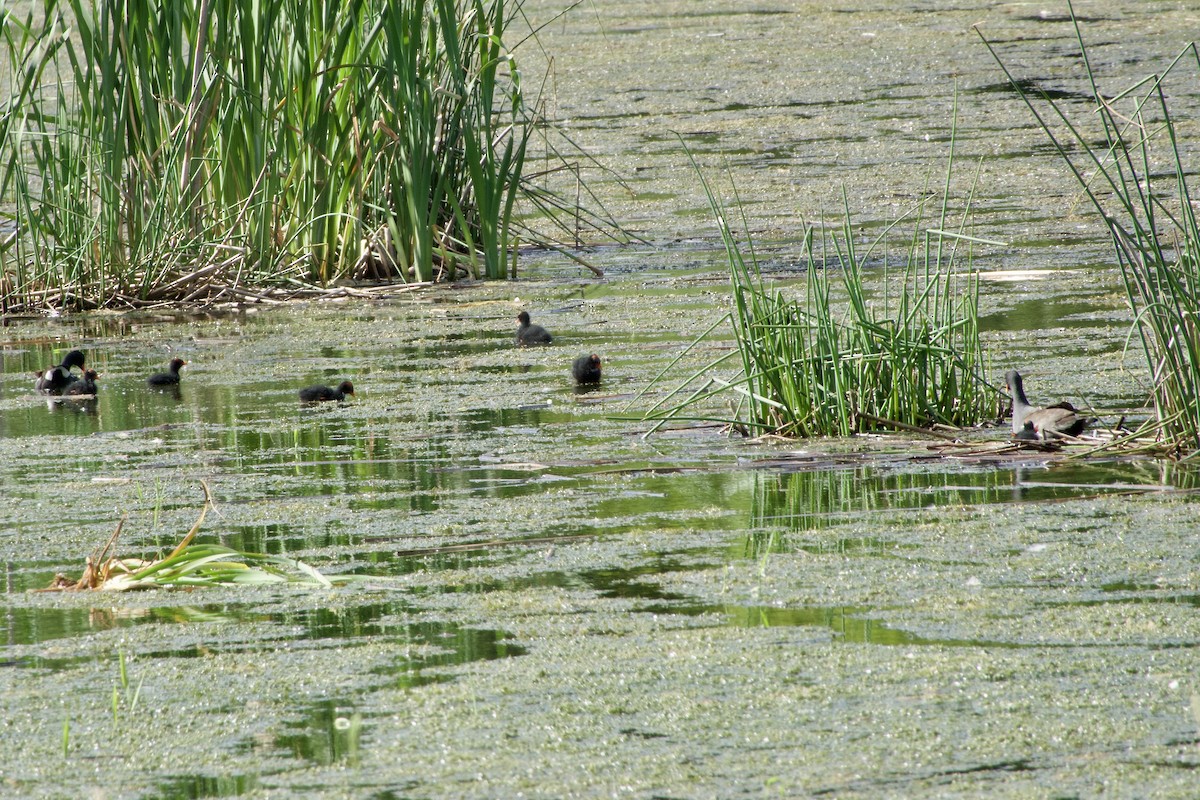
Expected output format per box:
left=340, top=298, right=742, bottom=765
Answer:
left=299, top=380, right=355, bottom=403
left=516, top=311, right=553, bottom=346
left=34, top=349, right=86, bottom=394
left=148, top=358, right=188, bottom=387
left=572, top=353, right=602, bottom=385
left=1005, top=369, right=1087, bottom=440
left=61, top=368, right=99, bottom=397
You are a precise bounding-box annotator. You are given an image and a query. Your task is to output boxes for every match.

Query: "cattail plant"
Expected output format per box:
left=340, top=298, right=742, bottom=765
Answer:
left=0, top=0, right=597, bottom=310
left=979, top=3, right=1200, bottom=455
left=641, top=133, right=994, bottom=438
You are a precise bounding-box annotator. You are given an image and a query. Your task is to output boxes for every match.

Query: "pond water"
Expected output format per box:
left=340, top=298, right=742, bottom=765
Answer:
left=4, top=2, right=1200, bottom=798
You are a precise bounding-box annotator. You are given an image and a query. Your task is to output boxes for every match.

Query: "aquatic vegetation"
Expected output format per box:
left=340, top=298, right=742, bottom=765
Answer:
left=0, top=0, right=604, bottom=311
left=979, top=4, right=1200, bottom=456
left=641, top=132, right=994, bottom=437
left=112, top=649, right=143, bottom=727
left=42, top=484, right=357, bottom=591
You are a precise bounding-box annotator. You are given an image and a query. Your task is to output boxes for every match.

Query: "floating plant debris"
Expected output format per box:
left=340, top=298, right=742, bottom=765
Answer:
left=41, top=483, right=359, bottom=592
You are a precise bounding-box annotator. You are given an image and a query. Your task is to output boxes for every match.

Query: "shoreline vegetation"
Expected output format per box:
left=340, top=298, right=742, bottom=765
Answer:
left=6, top=2, right=1200, bottom=458
left=635, top=7, right=1200, bottom=457
left=981, top=2, right=1200, bottom=457
left=637, top=131, right=997, bottom=439
left=0, top=0, right=612, bottom=312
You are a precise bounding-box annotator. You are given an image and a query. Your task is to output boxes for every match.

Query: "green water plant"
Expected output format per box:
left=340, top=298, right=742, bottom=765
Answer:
left=112, top=649, right=143, bottom=727
left=640, top=134, right=994, bottom=438
left=42, top=483, right=359, bottom=591
left=0, top=0, right=601, bottom=311
left=978, top=5, right=1200, bottom=456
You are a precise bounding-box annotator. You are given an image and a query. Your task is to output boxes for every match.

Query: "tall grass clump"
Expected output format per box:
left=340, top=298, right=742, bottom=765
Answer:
left=979, top=4, right=1200, bottom=455
left=641, top=137, right=994, bottom=438
left=0, top=0, right=593, bottom=311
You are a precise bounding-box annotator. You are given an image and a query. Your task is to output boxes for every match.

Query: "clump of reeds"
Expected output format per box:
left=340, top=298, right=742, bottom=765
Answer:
left=42, top=483, right=355, bottom=591
left=640, top=134, right=994, bottom=438
left=0, top=0, right=602, bottom=311
left=978, top=5, right=1200, bottom=457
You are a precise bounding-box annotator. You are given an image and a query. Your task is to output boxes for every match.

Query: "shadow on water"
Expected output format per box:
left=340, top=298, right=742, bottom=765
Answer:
left=145, top=610, right=522, bottom=798
left=217, top=522, right=355, bottom=554
left=978, top=295, right=1125, bottom=334
left=9, top=596, right=523, bottom=797
left=152, top=774, right=260, bottom=800
left=968, top=78, right=1094, bottom=103
left=657, top=601, right=1157, bottom=649
left=273, top=700, right=367, bottom=768
left=480, top=555, right=1200, bottom=648
left=4, top=600, right=524, bottom=668
left=459, top=404, right=572, bottom=431
left=667, top=602, right=1004, bottom=646
left=593, top=572, right=1200, bottom=648
left=742, top=458, right=1200, bottom=553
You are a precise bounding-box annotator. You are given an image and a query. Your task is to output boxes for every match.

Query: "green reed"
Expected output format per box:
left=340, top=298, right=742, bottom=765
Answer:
left=979, top=4, right=1200, bottom=455
left=642, top=132, right=992, bottom=438
left=0, top=0, right=570, bottom=310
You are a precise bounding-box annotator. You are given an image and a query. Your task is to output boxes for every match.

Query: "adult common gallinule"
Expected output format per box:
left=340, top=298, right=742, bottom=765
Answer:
left=1004, top=369, right=1087, bottom=440
left=61, top=368, right=99, bottom=397
left=299, top=380, right=355, bottom=402
left=572, top=353, right=602, bottom=385
left=35, top=349, right=86, bottom=394
left=147, top=358, right=188, bottom=387
left=516, top=311, right=553, bottom=346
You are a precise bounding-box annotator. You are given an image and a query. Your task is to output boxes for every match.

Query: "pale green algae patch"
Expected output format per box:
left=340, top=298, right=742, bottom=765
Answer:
left=323, top=629, right=1199, bottom=798
left=6, top=456, right=1200, bottom=798
left=246, top=493, right=1200, bottom=798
